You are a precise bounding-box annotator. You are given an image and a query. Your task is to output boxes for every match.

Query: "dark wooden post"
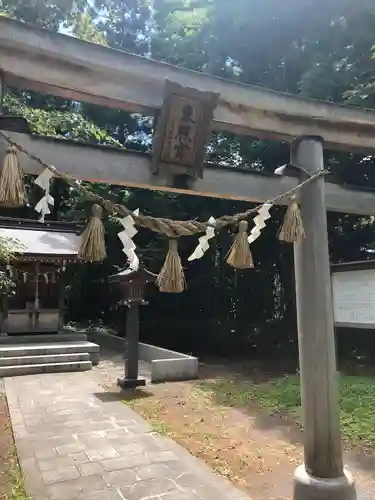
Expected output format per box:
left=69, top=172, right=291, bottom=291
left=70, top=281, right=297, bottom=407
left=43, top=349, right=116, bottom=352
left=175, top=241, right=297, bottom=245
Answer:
left=125, top=304, right=140, bottom=382
left=0, top=294, right=8, bottom=335
left=34, top=261, right=40, bottom=330
left=58, top=262, right=66, bottom=332
left=109, top=266, right=157, bottom=390
left=291, top=136, right=356, bottom=500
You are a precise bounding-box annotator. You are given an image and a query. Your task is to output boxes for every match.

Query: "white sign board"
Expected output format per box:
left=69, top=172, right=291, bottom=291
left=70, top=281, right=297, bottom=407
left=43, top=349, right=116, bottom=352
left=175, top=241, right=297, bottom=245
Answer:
left=332, top=269, right=375, bottom=326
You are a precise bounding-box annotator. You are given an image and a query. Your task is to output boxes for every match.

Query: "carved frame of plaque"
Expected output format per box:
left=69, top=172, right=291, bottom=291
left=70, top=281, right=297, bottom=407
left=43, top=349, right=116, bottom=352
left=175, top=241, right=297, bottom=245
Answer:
left=152, top=80, right=219, bottom=180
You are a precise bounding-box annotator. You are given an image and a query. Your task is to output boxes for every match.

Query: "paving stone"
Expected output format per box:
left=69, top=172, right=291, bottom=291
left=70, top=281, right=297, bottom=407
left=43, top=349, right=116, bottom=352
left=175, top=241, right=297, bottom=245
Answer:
left=115, top=442, right=148, bottom=456
left=86, top=447, right=120, bottom=461
left=56, top=442, right=87, bottom=456
left=34, top=446, right=59, bottom=460
left=42, top=465, right=81, bottom=484
left=63, top=420, right=117, bottom=431
left=23, top=468, right=48, bottom=499
left=34, top=435, right=78, bottom=449
left=19, top=456, right=37, bottom=474
left=77, top=461, right=106, bottom=477
left=164, top=460, right=192, bottom=477
left=102, top=428, right=132, bottom=439
left=68, top=452, right=91, bottom=465
left=12, top=425, right=29, bottom=438
left=107, top=433, right=163, bottom=450
left=38, top=453, right=89, bottom=471
left=120, top=477, right=177, bottom=499
left=78, top=488, right=126, bottom=500
left=47, top=475, right=107, bottom=500
left=16, top=443, right=37, bottom=459
left=103, top=469, right=138, bottom=487
left=161, top=491, right=201, bottom=500
left=124, top=424, right=152, bottom=436
left=38, top=457, right=72, bottom=472
left=72, top=431, right=108, bottom=444
left=111, top=419, right=137, bottom=427
left=134, top=463, right=172, bottom=480
left=26, top=424, right=57, bottom=437
left=147, top=450, right=179, bottom=464
left=175, top=473, right=247, bottom=500
left=101, top=454, right=149, bottom=471
left=5, top=372, right=251, bottom=500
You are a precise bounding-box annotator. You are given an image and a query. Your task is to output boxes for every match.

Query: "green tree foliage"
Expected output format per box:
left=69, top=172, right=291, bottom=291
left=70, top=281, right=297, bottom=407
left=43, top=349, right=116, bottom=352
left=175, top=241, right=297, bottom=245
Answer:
left=0, top=236, right=24, bottom=295
left=0, top=0, right=87, bottom=29
left=1, top=0, right=375, bottom=360
left=72, top=10, right=107, bottom=45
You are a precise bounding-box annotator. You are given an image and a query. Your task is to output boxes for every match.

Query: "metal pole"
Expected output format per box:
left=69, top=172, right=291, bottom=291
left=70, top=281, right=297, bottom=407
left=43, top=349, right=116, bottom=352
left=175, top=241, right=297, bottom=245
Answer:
left=291, top=136, right=356, bottom=500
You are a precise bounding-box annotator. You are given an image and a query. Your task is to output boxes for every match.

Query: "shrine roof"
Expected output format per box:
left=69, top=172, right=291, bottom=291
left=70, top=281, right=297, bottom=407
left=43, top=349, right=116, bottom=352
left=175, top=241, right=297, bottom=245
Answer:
left=0, top=223, right=80, bottom=258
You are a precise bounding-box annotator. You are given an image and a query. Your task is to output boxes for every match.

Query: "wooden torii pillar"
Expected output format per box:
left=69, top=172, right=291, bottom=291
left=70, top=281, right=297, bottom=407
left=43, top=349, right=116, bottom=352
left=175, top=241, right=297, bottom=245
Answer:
left=290, top=137, right=353, bottom=500
left=0, top=18, right=369, bottom=500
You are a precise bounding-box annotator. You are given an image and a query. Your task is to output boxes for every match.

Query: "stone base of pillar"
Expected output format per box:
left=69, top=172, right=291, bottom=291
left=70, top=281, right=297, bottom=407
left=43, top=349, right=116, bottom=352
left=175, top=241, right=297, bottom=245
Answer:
left=117, top=377, right=146, bottom=390
left=293, top=464, right=357, bottom=500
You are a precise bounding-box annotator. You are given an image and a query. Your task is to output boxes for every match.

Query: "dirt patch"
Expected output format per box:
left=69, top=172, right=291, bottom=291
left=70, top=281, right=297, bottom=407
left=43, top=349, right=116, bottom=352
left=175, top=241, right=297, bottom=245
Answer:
left=95, top=354, right=375, bottom=500
left=0, top=383, right=28, bottom=500
left=119, top=368, right=375, bottom=500
left=124, top=380, right=298, bottom=500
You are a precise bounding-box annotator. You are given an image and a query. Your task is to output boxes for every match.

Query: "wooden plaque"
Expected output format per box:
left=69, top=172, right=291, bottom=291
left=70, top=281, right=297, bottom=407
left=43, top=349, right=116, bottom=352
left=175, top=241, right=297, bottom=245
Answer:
left=153, top=81, right=219, bottom=179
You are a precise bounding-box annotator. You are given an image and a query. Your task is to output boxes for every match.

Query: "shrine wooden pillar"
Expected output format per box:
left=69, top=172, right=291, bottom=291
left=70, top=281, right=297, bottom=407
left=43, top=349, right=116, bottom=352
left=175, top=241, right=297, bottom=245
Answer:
left=58, top=262, right=66, bottom=332
left=291, top=136, right=356, bottom=500
left=0, top=295, right=8, bottom=336
left=0, top=80, right=8, bottom=336
left=34, top=261, right=40, bottom=330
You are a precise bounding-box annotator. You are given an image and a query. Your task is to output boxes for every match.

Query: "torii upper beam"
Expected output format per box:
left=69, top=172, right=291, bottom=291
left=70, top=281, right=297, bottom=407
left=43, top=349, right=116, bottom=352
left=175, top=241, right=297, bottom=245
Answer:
left=1, top=17, right=375, bottom=154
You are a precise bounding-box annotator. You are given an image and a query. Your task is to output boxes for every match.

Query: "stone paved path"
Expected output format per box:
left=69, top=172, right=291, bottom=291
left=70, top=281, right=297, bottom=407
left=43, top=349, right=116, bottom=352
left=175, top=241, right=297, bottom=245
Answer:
left=5, top=373, right=250, bottom=500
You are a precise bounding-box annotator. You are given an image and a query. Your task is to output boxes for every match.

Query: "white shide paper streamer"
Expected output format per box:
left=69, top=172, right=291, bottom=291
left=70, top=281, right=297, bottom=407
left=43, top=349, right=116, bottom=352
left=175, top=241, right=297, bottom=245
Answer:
left=118, top=209, right=140, bottom=271
left=188, top=217, right=216, bottom=261
left=34, top=168, right=54, bottom=223
left=248, top=203, right=273, bottom=244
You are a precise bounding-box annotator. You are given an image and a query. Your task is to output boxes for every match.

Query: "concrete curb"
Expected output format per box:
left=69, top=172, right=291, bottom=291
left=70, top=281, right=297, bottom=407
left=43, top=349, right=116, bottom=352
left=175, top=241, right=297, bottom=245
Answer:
left=88, top=330, right=199, bottom=383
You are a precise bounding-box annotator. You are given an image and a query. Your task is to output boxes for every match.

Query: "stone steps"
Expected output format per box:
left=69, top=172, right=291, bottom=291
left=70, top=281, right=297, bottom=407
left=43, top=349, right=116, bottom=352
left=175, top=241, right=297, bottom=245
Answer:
left=0, top=332, right=88, bottom=344
left=0, top=352, right=90, bottom=366
left=0, top=360, right=93, bottom=377
left=0, top=336, right=100, bottom=377
left=0, top=341, right=99, bottom=358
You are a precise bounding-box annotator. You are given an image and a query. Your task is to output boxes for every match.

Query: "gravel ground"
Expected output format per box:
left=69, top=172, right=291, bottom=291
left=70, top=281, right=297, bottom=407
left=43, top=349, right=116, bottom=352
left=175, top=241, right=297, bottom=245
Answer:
left=90, top=348, right=151, bottom=388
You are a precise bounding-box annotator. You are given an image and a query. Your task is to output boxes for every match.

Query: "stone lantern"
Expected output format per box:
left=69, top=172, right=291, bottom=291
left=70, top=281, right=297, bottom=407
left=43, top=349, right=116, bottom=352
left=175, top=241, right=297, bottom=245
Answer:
left=109, top=265, right=157, bottom=390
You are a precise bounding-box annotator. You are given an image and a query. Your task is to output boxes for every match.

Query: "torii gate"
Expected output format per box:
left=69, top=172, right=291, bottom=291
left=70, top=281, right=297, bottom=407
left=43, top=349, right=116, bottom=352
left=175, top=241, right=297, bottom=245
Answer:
left=0, top=16, right=372, bottom=500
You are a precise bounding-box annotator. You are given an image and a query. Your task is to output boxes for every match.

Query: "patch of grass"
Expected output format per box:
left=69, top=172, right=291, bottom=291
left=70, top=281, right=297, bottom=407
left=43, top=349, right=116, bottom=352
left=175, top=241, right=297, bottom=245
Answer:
left=200, top=374, right=375, bottom=448
left=0, top=392, right=29, bottom=500
left=7, top=447, right=29, bottom=500
left=123, top=398, right=172, bottom=437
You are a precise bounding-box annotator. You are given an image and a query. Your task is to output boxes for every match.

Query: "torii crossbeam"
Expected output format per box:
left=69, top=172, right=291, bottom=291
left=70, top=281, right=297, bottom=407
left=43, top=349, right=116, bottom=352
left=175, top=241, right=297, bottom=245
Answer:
left=0, top=17, right=366, bottom=500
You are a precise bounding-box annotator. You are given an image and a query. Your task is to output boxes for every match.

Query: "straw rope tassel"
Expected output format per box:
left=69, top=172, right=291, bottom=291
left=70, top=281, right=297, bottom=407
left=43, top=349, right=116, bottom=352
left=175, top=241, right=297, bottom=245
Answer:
left=78, top=204, right=106, bottom=262
left=227, top=220, right=254, bottom=269
left=0, top=146, right=25, bottom=207
left=157, top=239, right=186, bottom=293
left=278, top=196, right=305, bottom=243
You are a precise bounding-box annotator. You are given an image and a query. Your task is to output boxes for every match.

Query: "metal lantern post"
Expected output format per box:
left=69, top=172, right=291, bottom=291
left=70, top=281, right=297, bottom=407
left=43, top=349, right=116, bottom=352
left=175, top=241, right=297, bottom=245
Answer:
left=109, top=266, right=157, bottom=390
